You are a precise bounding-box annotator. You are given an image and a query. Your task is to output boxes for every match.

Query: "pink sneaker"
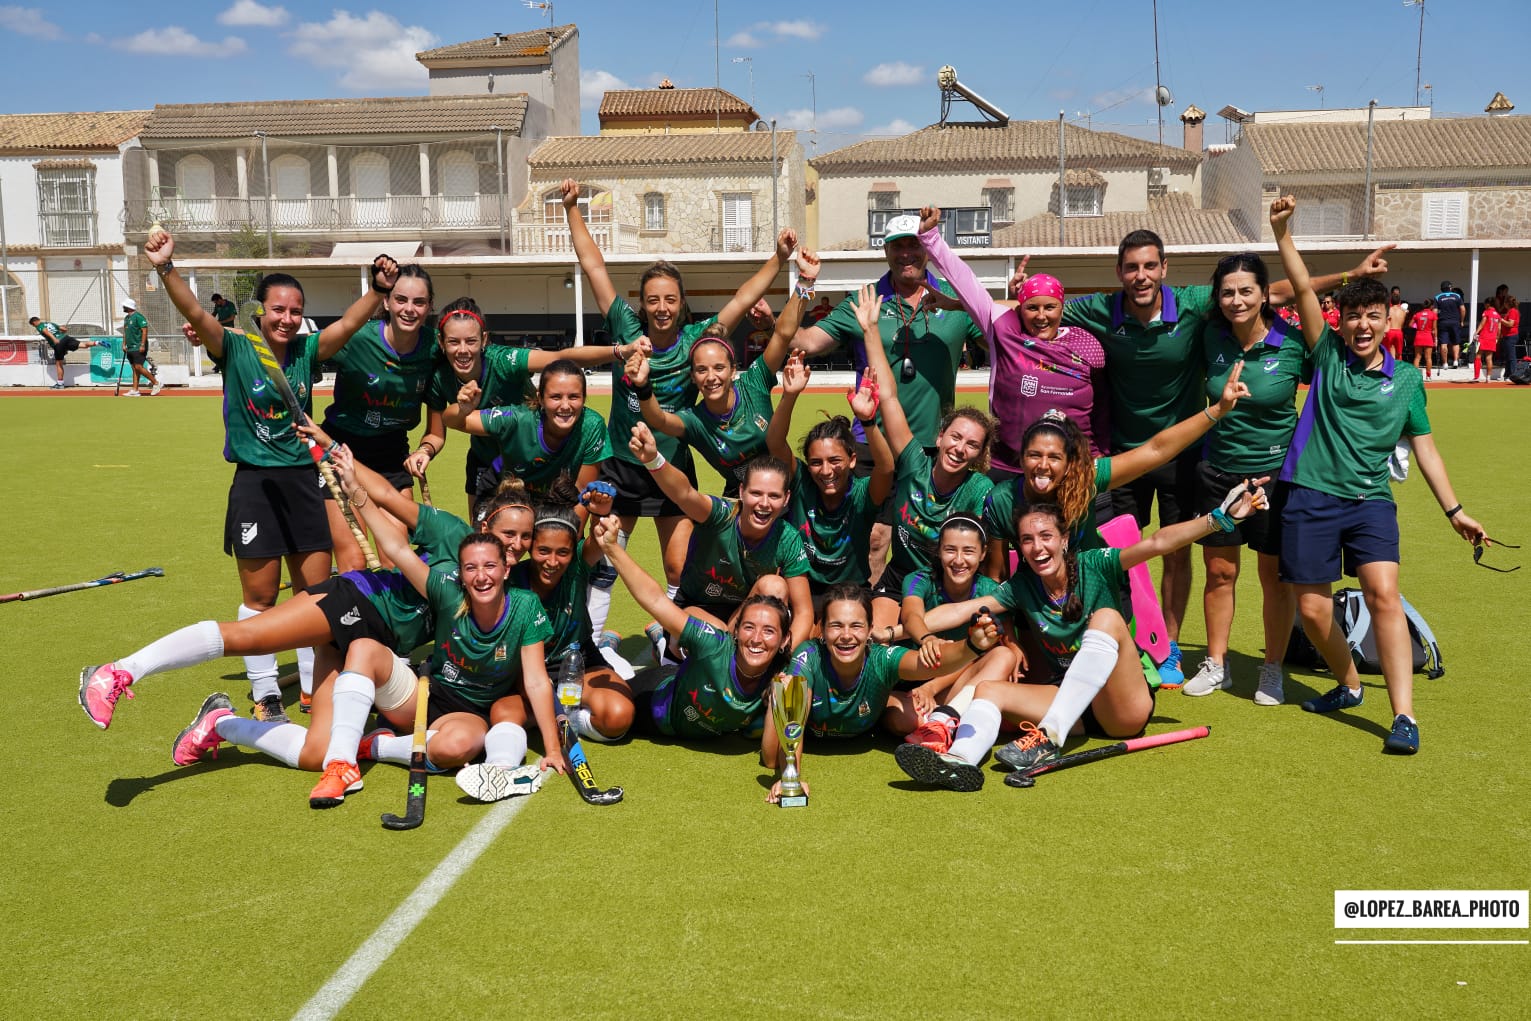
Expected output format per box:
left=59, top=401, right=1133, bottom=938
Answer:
left=356, top=727, right=394, bottom=762
left=79, top=664, right=135, bottom=729
left=172, top=693, right=235, bottom=766
left=905, top=712, right=959, bottom=754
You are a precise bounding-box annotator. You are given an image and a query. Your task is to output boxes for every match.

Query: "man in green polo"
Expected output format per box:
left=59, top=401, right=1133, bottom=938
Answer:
left=120, top=298, right=161, bottom=396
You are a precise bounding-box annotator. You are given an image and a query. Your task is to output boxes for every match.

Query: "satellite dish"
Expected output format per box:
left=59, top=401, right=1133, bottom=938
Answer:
left=1156, top=85, right=1175, bottom=107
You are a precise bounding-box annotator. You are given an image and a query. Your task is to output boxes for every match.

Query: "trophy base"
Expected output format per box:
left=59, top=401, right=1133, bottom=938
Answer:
left=777, top=793, right=808, bottom=809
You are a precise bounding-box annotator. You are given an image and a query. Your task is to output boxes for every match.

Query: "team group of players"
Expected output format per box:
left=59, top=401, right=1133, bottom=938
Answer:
left=75, top=182, right=1493, bottom=807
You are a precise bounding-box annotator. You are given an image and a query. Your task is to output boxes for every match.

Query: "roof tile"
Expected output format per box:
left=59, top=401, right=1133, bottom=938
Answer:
left=529, top=131, right=794, bottom=170
left=142, top=95, right=527, bottom=140
left=994, top=193, right=1246, bottom=248
left=416, top=24, right=575, bottom=62
left=1244, top=115, right=1531, bottom=174
left=598, top=88, right=755, bottom=120
left=812, top=120, right=1200, bottom=174
left=0, top=110, right=148, bottom=152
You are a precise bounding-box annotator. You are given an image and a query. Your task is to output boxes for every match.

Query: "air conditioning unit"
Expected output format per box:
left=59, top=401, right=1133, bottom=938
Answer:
left=473, top=146, right=497, bottom=165
left=1148, top=166, right=1169, bottom=187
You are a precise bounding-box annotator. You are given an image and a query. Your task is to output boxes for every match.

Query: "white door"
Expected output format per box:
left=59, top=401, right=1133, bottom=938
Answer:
left=722, top=193, right=753, bottom=252
left=350, top=153, right=388, bottom=227
left=176, top=155, right=215, bottom=225
left=271, top=156, right=311, bottom=227
left=439, top=152, right=478, bottom=225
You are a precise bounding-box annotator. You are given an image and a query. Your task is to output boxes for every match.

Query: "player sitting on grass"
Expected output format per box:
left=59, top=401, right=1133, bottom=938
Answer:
left=896, top=484, right=1266, bottom=792
left=1270, top=194, right=1490, bottom=755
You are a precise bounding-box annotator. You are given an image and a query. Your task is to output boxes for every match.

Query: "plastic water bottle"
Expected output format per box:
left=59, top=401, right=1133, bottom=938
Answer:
left=556, top=644, right=584, bottom=710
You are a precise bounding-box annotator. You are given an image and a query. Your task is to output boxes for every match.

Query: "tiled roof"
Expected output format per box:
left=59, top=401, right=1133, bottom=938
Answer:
left=993, top=193, right=1246, bottom=248
left=1485, top=92, right=1514, bottom=112
left=0, top=110, right=147, bottom=152
left=528, top=131, right=795, bottom=170
left=142, top=95, right=527, bottom=140
left=1063, top=168, right=1107, bottom=187
left=33, top=159, right=97, bottom=170
left=598, top=88, right=756, bottom=121
left=1243, top=115, right=1531, bottom=173
left=812, top=120, right=1200, bottom=174
left=416, top=24, right=575, bottom=63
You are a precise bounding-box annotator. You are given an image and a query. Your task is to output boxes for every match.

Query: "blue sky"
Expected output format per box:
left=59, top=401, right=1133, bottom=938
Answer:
left=2, top=0, right=1526, bottom=147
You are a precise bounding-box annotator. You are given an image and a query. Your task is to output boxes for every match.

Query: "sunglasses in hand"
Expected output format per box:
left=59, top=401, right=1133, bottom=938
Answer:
left=1473, top=537, right=1521, bottom=573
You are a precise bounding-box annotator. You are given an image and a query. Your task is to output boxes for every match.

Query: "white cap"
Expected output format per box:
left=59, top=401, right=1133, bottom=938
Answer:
left=122, top=298, right=136, bottom=311
left=882, top=214, right=921, bottom=242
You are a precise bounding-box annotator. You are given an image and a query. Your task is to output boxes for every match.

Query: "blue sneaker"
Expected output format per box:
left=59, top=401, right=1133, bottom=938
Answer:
left=1383, top=715, right=1419, bottom=754
left=1301, top=684, right=1363, bottom=714
left=1156, top=640, right=1185, bottom=689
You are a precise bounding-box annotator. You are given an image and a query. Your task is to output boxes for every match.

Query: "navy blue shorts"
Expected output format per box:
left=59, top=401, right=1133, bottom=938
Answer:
left=1279, top=485, right=1399, bottom=584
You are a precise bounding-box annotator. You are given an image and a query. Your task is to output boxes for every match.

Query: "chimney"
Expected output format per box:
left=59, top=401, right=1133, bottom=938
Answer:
left=1179, top=104, right=1206, bottom=152
left=1485, top=91, right=1515, bottom=116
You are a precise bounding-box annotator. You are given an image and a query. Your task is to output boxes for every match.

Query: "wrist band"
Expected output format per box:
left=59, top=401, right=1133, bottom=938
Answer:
left=612, top=344, right=622, bottom=362
left=633, top=381, right=654, bottom=401
left=1444, top=504, right=1463, bottom=519
left=1202, top=407, right=1218, bottom=424
left=416, top=445, right=436, bottom=460
left=856, top=415, right=877, bottom=426
left=644, top=453, right=666, bottom=472
left=349, top=489, right=368, bottom=508
left=1209, top=508, right=1236, bottom=532
left=155, top=261, right=174, bottom=278
left=965, top=636, right=984, bottom=655
left=324, top=441, right=339, bottom=460
left=794, top=283, right=816, bottom=300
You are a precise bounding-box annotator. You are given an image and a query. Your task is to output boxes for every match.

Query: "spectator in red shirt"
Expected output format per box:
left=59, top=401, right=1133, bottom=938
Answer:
left=1410, top=299, right=1437, bottom=378
left=1474, top=300, right=1502, bottom=382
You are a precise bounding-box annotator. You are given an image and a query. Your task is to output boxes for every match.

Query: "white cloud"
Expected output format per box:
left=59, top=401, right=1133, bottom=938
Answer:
left=218, top=1, right=289, bottom=27
left=288, top=11, right=435, bottom=91
left=863, top=62, right=923, bottom=88
left=580, top=69, right=631, bottom=110
left=0, top=5, right=62, bottom=39
left=725, top=30, right=761, bottom=48
left=114, top=26, right=247, bottom=56
left=726, top=20, right=825, bottom=47
left=767, top=20, right=825, bottom=41
left=776, top=106, right=862, bottom=131
left=868, top=118, right=916, bottom=136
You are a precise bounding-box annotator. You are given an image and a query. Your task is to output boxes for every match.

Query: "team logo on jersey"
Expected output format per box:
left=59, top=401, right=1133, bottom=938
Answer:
left=1263, top=358, right=1280, bottom=373
left=626, top=392, right=641, bottom=412
left=494, top=644, right=507, bottom=662
left=1380, top=381, right=1395, bottom=396
left=241, top=522, right=258, bottom=545
left=297, top=382, right=308, bottom=400
left=857, top=700, right=871, bottom=718
left=255, top=423, right=272, bottom=443
left=442, top=660, right=460, bottom=681
left=339, top=608, right=361, bottom=626
left=1214, top=353, right=1227, bottom=365
left=251, top=379, right=267, bottom=394
left=1021, top=375, right=1038, bottom=397
left=367, top=373, right=382, bottom=388
left=753, top=414, right=768, bottom=432
left=365, top=410, right=383, bottom=429
left=705, top=581, right=724, bottom=598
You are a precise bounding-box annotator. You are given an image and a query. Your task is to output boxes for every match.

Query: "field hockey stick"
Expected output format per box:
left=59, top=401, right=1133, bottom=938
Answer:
left=1, top=567, right=163, bottom=604
left=381, top=675, right=431, bottom=830
left=554, top=650, right=623, bottom=805
left=113, top=341, right=128, bottom=396
left=1004, top=725, right=1211, bottom=789
left=246, top=331, right=380, bottom=569
left=419, top=474, right=433, bottom=507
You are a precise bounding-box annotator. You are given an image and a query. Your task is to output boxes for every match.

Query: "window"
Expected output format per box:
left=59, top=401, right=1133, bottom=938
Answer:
left=644, top=192, right=666, bottom=231
left=868, top=189, right=900, bottom=211
left=721, top=192, right=753, bottom=252
left=1422, top=192, right=1467, bottom=239
left=349, top=152, right=389, bottom=227
left=37, top=166, right=97, bottom=246
left=950, top=207, right=992, bottom=247
left=175, top=155, right=215, bottom=223
left=270, top=154, right=312, bottom=228
left=1063, top=185, right=1103, bottom=217
left=983, top=187, right=1014, bottom=224
left=544, top=185, right=609, bottom=223
left=1292, top=198, right=1350, bottom=238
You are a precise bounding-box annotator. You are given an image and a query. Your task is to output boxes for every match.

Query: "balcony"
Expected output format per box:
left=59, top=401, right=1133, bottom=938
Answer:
left=512, top=217, right=641, bottom=255
left=123, top=193, right=507, bottom=234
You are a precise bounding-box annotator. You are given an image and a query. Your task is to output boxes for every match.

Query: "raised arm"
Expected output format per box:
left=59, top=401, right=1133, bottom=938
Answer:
left=852, top=283, right=914, bottom=456
left=143, top=229, right=224, bottom=356
left=894, top=609, right=1002, bottom=680
left=316, top=255, right=396, bottom=360
left=562, top=179, right=619, bottom=315
left=628, top=347, right=686, bottom=438
left=331, top=445, right=431, bottom=594
left=1107, top=361, right=1249, bottom=489
left=302, top=421, right=423, bottom=531
left=917, top=207, right=1000, bottom=340
left=1120, top=481, right=1266, bottom=571
left=847, top=370, right=895, bottom=505
left=527, top=336, right=644, bottom=374
left=716, top=229, right=795, bottom=332
left=1268, top=244, right=1393, bottom=307
left=1270, top=196, right=1328, bottom=350
left=628, top=422, right=712, bottom=522
left=592, top=514, right=693, bottom=635
left=766, top=351, right=809, bottom=480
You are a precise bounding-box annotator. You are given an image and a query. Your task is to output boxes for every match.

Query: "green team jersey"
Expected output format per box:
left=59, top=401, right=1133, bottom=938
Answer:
left=679, top=496, right=809, bottom=606
left=789, top=639, right=906, bottom=738
left=902, top=569, right=1004, bottom=641
left=983, top=458, right=1113, bottom=551
left=888, top=444, right=994, bottom=579
left=423, top=572, right=551, bottom=709
left=605, top=299, right=717, bottom=464
left=653, top=617, right=773, bottom=738
left=677, top=356, right=776, bottom=487
left=409, top=504, right=474, bottom=575
left=344, top=568, right=435, bottom=652
left=787, top=467, right=879, bottom=587
left=1280, top=328, right=1429, bottom=502
left=1202, top=315, right=1310, bottom=475
left=122, top=311, right=148, bottom=353
left=213, top=298, right=238, bottom=326
left=811, top=272, right=982, bottom=447
left=426, top=344, right=534, bottom=469
left=509, top=540, right=593, bottom=665
left=323, top=319, right=439, bottom=436
left=35, top=320, right=65, bottom=341
left=211, top=329, right=320, bottom=467
left=478, top=404, right=611, bottom=499
left=1063, top=285, right=1215, bottom=450
left=994, top=547, right=1152, bottom=684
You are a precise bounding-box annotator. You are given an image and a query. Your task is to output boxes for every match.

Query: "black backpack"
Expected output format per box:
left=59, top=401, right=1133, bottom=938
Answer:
left=1285, top=588, right=1444, bottom=679
left=1508, top=358, right=1531, bottom=385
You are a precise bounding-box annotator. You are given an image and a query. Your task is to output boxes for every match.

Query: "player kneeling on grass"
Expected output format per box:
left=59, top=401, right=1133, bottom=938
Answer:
left=593, top=513, right=794, bottom=745
left=898, top=485, right=1266, bottom=792
left=778, top=585, right=1010, bottom=801
left=1270, top=195, right=1490, bottom=755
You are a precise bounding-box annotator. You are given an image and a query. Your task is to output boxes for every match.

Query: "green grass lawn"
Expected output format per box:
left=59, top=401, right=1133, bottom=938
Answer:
left=2, top=388, right=1527, bottom=1018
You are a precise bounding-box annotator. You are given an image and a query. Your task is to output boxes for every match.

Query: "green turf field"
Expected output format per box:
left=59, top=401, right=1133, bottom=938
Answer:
left=3, top=388, right=1527, bottom=1018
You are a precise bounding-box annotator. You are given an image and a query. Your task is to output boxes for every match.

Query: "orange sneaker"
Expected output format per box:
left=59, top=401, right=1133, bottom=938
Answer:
left=904, top=712, right=959, bottom=754
left=309, top=760, right=363, bottom=809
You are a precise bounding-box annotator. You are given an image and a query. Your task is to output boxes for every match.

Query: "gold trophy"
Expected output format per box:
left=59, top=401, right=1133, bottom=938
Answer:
left=770, top=673, right=810, bottom=808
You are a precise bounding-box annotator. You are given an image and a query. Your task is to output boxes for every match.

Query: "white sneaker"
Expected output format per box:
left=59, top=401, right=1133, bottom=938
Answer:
left=454, top=762, right=544, bottom=802
left=1182, top=658, right=1230, bottom=697
left=1254, top=663, right=1285, bottom=706
left=150, top=381, right=164, bottom=395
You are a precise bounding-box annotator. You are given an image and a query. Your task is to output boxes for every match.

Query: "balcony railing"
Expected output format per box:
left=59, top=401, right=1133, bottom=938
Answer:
left=124, top=193, right=506, bottom=233
left=512, top=218, right=641, bottom=255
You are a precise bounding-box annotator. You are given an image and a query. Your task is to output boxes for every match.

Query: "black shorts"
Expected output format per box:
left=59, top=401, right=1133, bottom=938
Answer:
left=467, top=450, right=498, bottom=503
left=1438, top=323, right=1463, bottom=348
left=426, top=681, right=506, bottom=725
left=309, top=574, right=397, bottom=654
left=50, top=337, right=81, bottom=360
left=1194, top=462, right=1287, bottom=556
left=673, top=592, right=737, bottom=627
left=125, top=350, right=148, bottom=367
left=223, top=464, right=333, bottom=559
left=870, top=561, right=913, bottom=603
left=1110, top=445, right=1200, bottom=530
left=326, top=424, right=412, bottom=490
left=1080, top=679, right=1158, bottom=739
left=600, top=449, right=697, bottom=519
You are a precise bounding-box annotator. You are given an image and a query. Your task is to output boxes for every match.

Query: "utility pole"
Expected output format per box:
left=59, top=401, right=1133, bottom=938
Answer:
left=804, top=71, right=817, bottom=154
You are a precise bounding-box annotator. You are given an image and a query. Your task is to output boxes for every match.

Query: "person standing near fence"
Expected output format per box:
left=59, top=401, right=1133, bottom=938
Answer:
left=31, top=316, right=101, bottom=389
left=120, top=298, right=162, bottom=396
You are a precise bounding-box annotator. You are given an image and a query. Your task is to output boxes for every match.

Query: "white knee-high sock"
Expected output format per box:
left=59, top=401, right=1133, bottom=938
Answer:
left=324, top=671, right=375, bottom=768
left=483, top=721, right=528, bottom=766
left=296, top=646, right=315, bottom=696
left=587, top=584, right=613, bottom=636
left=665, top=583, right=679, bottom=601
left=118, top=621, right=223, bottom=682
left=215, top=716, right=305, bottom=768
left=946, top=684, right=979, bottom=716
left=374, top=731, right=437, bottom=766
left=238, top=605, right=280, bottom=702
left=1039, top=629, right=1118, bottom=746
left=569, top=705, right=620, bottom=743
left=948, top=698, right=1003, bottom=765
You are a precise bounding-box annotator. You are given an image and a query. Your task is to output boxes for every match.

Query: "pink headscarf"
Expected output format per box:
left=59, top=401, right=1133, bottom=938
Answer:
left=1019, top=273, right=1065, bottom=303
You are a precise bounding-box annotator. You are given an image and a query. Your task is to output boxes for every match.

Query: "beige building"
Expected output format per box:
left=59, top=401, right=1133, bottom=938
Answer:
left=598, top=87, right=758, bottom=135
